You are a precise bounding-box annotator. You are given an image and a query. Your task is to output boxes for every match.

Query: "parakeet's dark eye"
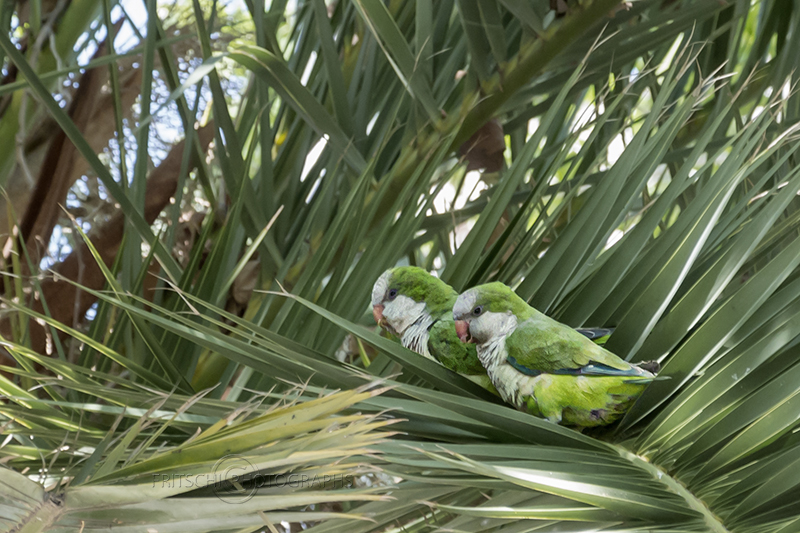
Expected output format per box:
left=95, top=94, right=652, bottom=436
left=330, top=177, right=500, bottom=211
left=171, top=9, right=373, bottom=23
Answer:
left=388, top=289, right=398, bottom=300
left=472, top=305, right=483, bottom=316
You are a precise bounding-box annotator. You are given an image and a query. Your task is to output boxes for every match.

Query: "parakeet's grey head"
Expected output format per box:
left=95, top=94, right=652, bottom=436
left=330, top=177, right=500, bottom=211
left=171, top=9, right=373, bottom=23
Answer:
left=371, top=266, right=456, bottom=337
left=371, top=270, right=392, bottom=309
left=452, top=288, right=479, bottom=322
left=453, top=282, right=528, bottom=344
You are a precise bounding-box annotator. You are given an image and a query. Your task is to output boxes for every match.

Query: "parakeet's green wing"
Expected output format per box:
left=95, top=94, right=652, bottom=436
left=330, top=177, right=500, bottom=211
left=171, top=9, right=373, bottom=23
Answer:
left=505, top=315, right=636, bottom=375
left=428, top=319, right=485, bottom=375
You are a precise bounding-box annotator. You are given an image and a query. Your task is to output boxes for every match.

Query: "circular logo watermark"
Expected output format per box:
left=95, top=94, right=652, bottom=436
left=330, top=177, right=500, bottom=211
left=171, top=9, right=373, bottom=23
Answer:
left=211, top=454, right=258, bottom=504
left=149, top=455, right=358, bottom=502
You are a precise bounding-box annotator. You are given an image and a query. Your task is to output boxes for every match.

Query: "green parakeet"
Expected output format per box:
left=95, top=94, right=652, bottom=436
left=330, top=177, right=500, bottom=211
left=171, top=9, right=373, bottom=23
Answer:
left=452, top=282, right=659, bottom=427
left=371, top=267, right=495, bottom=391
left=371, top=267, right=615, bottom=395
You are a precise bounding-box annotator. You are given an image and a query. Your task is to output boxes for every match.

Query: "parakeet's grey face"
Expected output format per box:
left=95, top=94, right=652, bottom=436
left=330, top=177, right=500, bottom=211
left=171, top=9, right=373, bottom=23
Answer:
left=453, top=288, right=517, bottom=344
left=372, top=270, right=428, bottom=337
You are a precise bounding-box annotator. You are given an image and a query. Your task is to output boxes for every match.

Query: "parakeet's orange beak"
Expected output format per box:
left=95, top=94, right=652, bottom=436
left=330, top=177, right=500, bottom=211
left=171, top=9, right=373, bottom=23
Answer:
left=372, top=305, right=386, bottom=327
left=455, top=320, right=472, bottom=343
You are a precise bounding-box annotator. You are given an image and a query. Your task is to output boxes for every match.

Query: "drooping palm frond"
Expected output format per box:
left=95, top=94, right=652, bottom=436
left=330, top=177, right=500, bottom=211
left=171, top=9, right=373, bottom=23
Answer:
left=0, top=372, right=391, bottom=532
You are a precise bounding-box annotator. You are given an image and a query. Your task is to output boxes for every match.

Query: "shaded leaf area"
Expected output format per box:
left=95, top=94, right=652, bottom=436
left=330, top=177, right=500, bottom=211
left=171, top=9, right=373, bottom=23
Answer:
left=2, top=0, right=800, bottom=532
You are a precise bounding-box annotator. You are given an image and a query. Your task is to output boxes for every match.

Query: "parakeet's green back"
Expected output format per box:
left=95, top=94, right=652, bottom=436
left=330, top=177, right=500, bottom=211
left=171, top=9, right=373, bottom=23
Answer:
left=506, top=311, right=632, bottom=374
